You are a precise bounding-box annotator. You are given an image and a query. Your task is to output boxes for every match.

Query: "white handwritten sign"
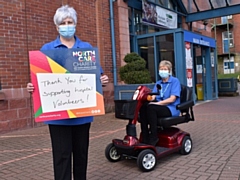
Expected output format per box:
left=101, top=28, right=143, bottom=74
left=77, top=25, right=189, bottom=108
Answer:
left=36, top=73, right=96, bottom=113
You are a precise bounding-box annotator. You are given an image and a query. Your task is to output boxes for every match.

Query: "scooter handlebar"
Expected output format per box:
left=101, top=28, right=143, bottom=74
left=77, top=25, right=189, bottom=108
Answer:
left=147, top=84, right=161, bottom=96
left=148, top=92, right=159, bottom=96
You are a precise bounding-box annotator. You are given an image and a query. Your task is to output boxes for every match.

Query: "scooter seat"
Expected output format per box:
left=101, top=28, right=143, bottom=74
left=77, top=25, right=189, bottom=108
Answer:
left=157, top=116, right=188, bottom=128
left=157, top=85, right=195, bottom=128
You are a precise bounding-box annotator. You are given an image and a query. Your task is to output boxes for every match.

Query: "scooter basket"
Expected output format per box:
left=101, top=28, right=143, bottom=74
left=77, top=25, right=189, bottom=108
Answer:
left=114, top=100, right=138, bottom=120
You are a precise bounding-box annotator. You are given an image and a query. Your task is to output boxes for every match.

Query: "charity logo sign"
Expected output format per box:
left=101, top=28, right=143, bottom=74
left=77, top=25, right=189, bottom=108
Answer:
left=29, top=48, right=105, bottom=122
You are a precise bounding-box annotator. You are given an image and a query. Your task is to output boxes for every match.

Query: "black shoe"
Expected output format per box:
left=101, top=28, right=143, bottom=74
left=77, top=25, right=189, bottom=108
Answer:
left=148, top=138, right=159, bottom=146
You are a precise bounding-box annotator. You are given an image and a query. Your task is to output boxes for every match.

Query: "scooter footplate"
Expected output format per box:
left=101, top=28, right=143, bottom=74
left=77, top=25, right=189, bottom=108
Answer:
left=155, top=146, right=170, bottom=154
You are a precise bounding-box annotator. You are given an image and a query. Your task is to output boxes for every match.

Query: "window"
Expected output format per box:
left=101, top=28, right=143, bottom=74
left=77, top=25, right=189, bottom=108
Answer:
left=222, top=31, right=234, bottom=53
left=129, top=8, right=162, bottom=35
left=221, top=15, right=232, bottom=24
left=156, top=0, right=164, bottom=6
left=148, top=0, right=174, bottom=10
left=223, top=57, right=235, bottom=74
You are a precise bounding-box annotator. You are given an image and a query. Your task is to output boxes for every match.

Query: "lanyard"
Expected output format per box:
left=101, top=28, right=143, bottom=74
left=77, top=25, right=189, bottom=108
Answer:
left=160, top=83, right=170, bottom=98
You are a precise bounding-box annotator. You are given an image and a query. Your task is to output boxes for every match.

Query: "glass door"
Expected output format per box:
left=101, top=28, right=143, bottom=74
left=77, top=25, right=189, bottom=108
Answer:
left=211, top=48, right=217, bottom=99
left=138, top=37, right=155, bottom=82
left=156, top=34, right=175, bottom=76
left=194, top=45, right=204, bottom=101
left=137, top=33, right=175, bottom=83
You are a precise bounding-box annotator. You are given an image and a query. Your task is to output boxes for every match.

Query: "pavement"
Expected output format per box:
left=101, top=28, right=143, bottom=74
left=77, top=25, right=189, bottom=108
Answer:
left=0, top=95, right=240, bottom=180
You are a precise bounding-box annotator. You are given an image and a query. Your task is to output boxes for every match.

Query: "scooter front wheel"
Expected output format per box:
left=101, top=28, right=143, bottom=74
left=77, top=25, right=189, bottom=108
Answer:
left=137, top=149, right=157, bottom=172
left=105, top=143, right=122, bottom=162
left=180, top=136, right=192, bottom=155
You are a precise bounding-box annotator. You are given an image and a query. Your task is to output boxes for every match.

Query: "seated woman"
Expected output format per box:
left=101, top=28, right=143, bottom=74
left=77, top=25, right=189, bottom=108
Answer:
left=139, top=60, right=181, bottom=146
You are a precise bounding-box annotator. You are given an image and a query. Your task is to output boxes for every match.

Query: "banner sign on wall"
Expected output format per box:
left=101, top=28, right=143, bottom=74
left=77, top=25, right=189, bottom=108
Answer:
left=185, top=42, right=193, bottom=87
left=29, top=48, right=105, bottom=122
left=142, top=0, right=177, bottom=29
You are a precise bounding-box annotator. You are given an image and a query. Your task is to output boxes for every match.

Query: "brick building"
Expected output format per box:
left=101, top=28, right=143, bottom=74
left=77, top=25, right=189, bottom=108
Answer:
left=209, top=15, right=240, bottom=74
left=1, top=0, right=238, bottom=133
left=0, top=0, right=127, bottom=133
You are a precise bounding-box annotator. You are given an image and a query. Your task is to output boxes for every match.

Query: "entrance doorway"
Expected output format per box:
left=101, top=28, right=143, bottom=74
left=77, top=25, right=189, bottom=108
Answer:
left=193, top=45, right=205, bottom=101
left=134, top=30, right=218, bottom=101
left=193, top=45, right=217, bottom=101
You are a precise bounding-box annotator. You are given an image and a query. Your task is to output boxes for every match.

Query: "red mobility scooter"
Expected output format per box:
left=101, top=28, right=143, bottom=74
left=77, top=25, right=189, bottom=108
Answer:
left=105, top=84, right=195, bottom=172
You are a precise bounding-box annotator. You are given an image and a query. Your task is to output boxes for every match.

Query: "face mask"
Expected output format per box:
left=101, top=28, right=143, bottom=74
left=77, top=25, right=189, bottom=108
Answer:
left=159, top=70, right=169, bottom=78
left=58, top=25, right=76, bottom=38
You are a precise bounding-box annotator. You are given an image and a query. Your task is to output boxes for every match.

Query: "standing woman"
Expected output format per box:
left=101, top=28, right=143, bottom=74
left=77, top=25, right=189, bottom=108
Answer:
left=27, top=5, right=108, bottom=180
left=139, top=60, right=181, bottom=146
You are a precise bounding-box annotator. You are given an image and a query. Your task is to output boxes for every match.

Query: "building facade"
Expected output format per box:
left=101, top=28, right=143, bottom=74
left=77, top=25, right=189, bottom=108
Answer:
left=0, top=0, right=236, bottom=133
left=210, top=15, right=240, bottom=74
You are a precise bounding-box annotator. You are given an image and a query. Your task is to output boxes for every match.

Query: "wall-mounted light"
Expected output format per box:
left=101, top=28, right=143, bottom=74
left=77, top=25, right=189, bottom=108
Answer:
left=198, top=20, right=208, bottom=31
left=202, top=20, right=208, bottom=26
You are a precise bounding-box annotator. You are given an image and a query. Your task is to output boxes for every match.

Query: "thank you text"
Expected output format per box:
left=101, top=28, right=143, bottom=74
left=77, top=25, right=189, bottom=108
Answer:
left=37, top=73, right=96, bottom=113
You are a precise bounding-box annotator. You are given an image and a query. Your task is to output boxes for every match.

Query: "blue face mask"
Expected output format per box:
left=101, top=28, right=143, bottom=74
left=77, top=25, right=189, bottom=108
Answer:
left=58, top=25, right=76, bottom=39
left=159, top=70, right=169, bottom=78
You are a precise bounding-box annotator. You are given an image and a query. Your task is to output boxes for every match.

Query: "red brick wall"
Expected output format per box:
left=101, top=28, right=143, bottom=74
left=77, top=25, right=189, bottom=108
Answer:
left=0, top=0, right=29, bottom=89
left=0, top=0, right=117, bottom=88
left=0, top=97, right=37, bottom=133
left=0, top=0, right=117, bottom=133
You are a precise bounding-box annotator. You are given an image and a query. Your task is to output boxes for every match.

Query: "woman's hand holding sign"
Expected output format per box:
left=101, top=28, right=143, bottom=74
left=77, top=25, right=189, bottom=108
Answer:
left=100, top=75, right=109, bottom=87
left=27, top=83, right=34, bottom=93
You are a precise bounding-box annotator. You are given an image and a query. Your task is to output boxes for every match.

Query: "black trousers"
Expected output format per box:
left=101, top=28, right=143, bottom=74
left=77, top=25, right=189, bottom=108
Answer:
left=48, top=123, right=91, bottom=180
left=139, top=103, right=171, bottom=142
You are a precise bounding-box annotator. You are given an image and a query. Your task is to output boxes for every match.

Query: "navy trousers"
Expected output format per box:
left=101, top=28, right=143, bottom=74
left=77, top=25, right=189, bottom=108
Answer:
left=139, top=103, right=171, bottom=143
left=49, top=123, right=91, bottom=180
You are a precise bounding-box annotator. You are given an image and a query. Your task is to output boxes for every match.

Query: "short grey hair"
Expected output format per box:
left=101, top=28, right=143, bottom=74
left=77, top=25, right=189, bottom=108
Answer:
left=53, top=5, right=77, bottom=26
left=159, top=60, right=172, bottom=71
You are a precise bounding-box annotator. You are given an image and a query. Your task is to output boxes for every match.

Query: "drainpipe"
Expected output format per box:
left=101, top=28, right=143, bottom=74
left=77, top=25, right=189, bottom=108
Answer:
left=109, top=0, right=117, bottom=86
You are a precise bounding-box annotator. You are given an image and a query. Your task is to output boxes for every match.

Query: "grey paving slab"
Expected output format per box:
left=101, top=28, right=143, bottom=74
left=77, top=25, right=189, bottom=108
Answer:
left=0, top=95, right=240, bottom=180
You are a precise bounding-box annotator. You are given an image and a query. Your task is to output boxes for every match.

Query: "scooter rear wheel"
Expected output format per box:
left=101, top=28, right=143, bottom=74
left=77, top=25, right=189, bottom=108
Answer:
left=137, top=149, right=157, bottom=172
left=105, top=143, right=122, bottom=162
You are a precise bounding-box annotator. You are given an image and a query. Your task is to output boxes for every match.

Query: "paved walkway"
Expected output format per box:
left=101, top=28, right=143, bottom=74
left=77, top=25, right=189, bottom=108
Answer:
left=0, top=95, right=240, bottom=180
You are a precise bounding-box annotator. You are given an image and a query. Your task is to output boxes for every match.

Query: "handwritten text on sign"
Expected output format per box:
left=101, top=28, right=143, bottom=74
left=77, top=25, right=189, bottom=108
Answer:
left=37, top=73, right=96, bottom=113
